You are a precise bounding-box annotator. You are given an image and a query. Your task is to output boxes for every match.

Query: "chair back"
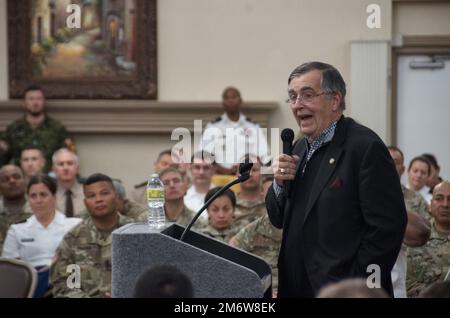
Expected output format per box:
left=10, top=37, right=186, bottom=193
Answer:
left=0, top=258, right=38, bottom=298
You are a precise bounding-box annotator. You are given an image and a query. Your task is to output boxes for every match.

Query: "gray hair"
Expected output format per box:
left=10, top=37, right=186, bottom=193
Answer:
left=288, top=61, right=346, bottom=110
left=52, top=148, right=79, bottom=166
left=112, top=180, right=126, bottom=202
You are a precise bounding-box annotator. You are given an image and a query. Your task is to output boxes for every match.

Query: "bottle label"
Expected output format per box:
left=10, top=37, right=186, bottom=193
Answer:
left=147, top=189, right=163, bottom=199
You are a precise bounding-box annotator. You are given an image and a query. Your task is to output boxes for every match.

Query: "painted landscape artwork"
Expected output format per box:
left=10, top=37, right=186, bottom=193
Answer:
left=30, top=0, right=138, bottom=79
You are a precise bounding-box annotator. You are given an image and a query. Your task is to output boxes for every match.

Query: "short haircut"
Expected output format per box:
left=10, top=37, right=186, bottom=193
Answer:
left=222, top=86, right=241, bottom=100
left=21, top=145, right=44, bottom=158
left=317, top=278, right=389, bottom=298
left=83, top=173, right=114, bottom=189
left=133, top=265, right=194, bottom=298
left=288, top=61, right=347, bottom=110
left=408, top=156, right=431, bottom=175
left=24, top=85, right=44, bottom=96
left=387, top=146, right=404, bottom=163
left=0, top=164, right=23, bottom=178
left=112, top=179, right=126, bottom=201
left=27, top=174, right=57, bottom=195
left=157, top=149, right=173, bottom=161
left=419, top=281, right=450, bottom=298
left=52, top=148, right=79, bottom=166
left=205, top=187, right=236, bottom=208
left=421, top=153, right=440, bottom=170
left=191, top=150, right=215, bottom=164
left=159, top=167, right=183, bottom=180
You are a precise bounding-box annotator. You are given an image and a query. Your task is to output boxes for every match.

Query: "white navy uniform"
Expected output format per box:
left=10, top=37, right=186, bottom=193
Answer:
left=200, top=113, right=271, bottom=169
left=1, top=211, right=82, bottom=267
left=184, top=184, right=215, bottom=221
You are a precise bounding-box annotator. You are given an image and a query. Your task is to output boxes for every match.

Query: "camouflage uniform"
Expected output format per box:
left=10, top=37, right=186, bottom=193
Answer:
left=406, top=222, right=450, bottom=297
left=402, top=184, right=431, bottom=221
left=230, top=214, right=282, bottom=291
left=120, top=200, right=147, bottom=222
left=167, top=205, right=205, bottom=229
left=0, top=199, right=33, bottom=251
left=0, top=116, right=69, bottom=172
left=130, top=182, right=147, bottom=207
left=233, top=195, right=266, bottom=232
left=50, top=214, right=133, bottom=298
left=199, top=223, right=240, bottom=243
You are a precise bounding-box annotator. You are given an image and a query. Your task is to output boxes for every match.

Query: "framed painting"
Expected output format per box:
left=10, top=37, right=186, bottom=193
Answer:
left=8, top=0, right=157, bottom=99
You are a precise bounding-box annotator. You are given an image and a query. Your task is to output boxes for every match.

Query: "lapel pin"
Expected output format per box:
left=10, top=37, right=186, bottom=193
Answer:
left=329, top=158, right=335, bottom=164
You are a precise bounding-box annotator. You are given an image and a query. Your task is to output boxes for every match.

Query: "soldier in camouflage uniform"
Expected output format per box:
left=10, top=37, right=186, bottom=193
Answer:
left=0, top=165, right=32, bottom=251
left=131, top=150, right=179, bottom=206
left=160, top=167, right=204, bottom=229
left=402, top=184, right=431, bottom=221
left=51, top=173, right=133, bottom=298
left=233, top=156, right=267, bottom=231
left=388, top=147, right=430, bottom=220
left=406, top=181, right=450, bottom=297
left=0, top=86, right=72, bottom=171
left=199, top=187, right=238, bottom=242
left=230, top=215, right=282, bottom=290
left=112, top=180, right=147, bottom=222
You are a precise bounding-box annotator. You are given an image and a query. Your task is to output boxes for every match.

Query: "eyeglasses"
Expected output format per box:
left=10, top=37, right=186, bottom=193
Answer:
left=286, top=90, right=327, bottom=104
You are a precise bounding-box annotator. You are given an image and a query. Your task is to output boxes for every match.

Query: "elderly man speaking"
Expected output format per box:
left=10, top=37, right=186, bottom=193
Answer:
left=266, top=61, right=407, bottom=298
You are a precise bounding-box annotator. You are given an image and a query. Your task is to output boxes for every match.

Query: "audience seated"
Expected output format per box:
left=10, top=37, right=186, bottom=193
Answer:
left=20, top=146, right=46, bottom=183
left=0, top=165, right=33, bottom=251
left=2, top=175, right=81, bottom=297
left=0, top=85, right=73, bottom=172
left=388, top=146, right=432, bottom=298
left=51, top=173, right=134, bottom=298
left=233, top=155, right=266, bottom=232
left=52, top=148, right=86, bottom=217
left=199, top=86, right=271, bottom=175
left=184, top=151, right=216, bottom=221
left=388, top=147, right=430, bottom=220
left=407, top=156, right=433, bottom=204
left=422, top=153, right=443, bottom=194
left=230, top=175, right=282, bottom=297
left=112, top=179, right=147, bottom=222
left=131, top=149, right=179, bottom=206
left=199, top=187, right=238, bottom=242
left=160, top=167, right=200, bottom=228
left=133, top=264, right=193, bottom=298
left=407, top=181, right=450, bottom=297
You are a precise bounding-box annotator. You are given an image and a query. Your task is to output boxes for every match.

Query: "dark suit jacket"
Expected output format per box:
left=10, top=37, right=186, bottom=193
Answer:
left=266, top=116, right=407, bottom=297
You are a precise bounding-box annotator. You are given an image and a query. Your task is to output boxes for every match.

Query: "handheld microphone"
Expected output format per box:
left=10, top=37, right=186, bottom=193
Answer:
left=179, top=159, right=253, bottom=242
left=281, top=128, right=294, bottom=156
left=281, top=128, right=294, bottom=196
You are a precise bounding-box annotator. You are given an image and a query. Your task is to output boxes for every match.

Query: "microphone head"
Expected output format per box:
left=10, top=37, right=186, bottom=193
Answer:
left=281, top=128, right=295, bottom=143
left=239, top=161, right=253, bottom=182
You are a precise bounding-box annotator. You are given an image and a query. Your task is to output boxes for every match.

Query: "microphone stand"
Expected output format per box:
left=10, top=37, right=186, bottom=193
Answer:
left=179, top=163, right=252, bottom=242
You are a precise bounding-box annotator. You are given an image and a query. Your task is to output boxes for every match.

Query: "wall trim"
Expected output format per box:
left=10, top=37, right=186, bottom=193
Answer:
left=0, top=100, right=278, bottom=134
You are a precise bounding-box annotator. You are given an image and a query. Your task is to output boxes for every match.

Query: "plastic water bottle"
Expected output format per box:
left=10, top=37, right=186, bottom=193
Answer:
left=147, top=173, right=166, bottom=228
